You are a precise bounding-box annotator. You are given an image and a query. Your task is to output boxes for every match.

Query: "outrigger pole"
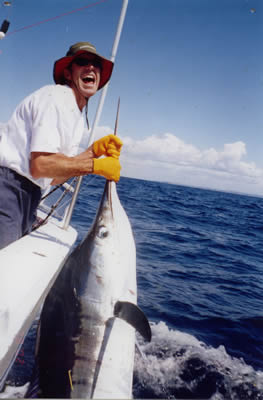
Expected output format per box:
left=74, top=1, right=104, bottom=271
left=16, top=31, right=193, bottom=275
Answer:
left=63, top=0, right=129, bottom=230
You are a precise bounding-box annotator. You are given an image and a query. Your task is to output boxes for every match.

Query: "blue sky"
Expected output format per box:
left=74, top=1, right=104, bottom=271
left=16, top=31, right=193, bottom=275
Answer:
left=0, top=0, right=262, bottom=195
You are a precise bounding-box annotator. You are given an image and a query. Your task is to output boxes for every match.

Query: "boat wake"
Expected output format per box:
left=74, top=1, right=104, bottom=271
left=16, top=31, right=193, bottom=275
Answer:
left=133, top=321, right=263, bottom=400
left=0, top=383, right=28, bottom=399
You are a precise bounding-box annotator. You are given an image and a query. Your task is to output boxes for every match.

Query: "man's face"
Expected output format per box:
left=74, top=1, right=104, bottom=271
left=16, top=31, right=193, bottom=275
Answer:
left=64, top=55, right=101, bottom=109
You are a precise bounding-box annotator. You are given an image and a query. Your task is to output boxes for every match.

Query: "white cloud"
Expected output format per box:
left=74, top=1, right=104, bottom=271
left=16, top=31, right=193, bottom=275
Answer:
left=118, top=132, right=263, bottom=195
left=94, top=125, right=113, bottom=139
left=79, top=126, right=263, bottom=195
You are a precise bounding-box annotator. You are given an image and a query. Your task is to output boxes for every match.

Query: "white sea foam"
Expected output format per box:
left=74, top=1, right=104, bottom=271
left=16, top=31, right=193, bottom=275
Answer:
left=0, top=382, right=29, bottom=398
left=134, top=321, right=263, bottom=399
left=0, top=122, right=5, bottom=139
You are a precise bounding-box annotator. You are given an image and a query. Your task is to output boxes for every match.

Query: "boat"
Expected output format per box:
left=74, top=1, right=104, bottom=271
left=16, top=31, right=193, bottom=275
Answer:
left=0, top=184, right=78, bottom=390
left=0, top=0, right=129, bottom=391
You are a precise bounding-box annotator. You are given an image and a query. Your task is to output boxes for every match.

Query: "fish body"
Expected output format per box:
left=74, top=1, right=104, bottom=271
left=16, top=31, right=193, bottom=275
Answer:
left=33, top=180, right=146, bottom=399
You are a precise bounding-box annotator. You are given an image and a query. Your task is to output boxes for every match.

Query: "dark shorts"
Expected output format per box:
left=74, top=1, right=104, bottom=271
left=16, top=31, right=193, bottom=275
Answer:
left=0, top=167, right=42, bottom=250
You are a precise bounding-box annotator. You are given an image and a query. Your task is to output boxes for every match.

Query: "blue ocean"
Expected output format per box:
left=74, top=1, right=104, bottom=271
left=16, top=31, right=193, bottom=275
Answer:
left=1, top=176, right=263, bottom=399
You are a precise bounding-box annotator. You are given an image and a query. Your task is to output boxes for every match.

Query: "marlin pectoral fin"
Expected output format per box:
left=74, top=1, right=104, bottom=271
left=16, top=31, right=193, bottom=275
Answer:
left=114, top=301, right=152, bottom=342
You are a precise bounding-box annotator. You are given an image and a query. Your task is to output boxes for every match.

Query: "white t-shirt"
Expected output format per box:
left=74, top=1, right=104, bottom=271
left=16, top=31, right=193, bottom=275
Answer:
left=0, top=85, right=90, bottom=189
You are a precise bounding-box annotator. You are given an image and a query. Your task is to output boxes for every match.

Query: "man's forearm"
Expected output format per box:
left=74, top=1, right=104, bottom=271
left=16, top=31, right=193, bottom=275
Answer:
left=30, top=146, right=95, bottom=182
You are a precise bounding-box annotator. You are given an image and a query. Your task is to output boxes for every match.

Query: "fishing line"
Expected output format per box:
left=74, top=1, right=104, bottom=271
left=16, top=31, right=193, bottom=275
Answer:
left=5, top=0, right=109, bottom=37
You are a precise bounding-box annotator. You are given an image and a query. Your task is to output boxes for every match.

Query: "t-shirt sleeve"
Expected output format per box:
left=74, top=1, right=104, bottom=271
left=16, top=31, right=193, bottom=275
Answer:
left=30, top=89, right=61, bottom=154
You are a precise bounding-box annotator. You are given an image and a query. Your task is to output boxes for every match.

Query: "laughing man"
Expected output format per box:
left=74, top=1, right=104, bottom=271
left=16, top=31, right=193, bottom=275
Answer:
left=0, top=42, right=123, bottom=249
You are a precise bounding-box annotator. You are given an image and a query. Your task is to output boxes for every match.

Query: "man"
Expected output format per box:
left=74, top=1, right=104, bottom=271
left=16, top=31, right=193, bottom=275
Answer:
left=0, top=41, right=123, bottom=249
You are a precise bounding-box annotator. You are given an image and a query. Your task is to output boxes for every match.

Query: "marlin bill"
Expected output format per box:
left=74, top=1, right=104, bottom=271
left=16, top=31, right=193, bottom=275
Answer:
left=28, top=180, right=151, bottom=399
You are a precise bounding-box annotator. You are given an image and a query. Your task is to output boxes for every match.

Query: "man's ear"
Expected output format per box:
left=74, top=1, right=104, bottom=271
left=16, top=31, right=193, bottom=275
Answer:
left=64, top=68, right=72, bottom=82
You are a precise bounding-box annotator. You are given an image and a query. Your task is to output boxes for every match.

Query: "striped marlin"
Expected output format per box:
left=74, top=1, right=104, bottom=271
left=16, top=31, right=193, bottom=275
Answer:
left=29, top=179, right=151, bottom=398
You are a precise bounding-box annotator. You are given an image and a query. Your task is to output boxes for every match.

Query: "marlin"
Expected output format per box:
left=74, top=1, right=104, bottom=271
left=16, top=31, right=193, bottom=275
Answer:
left=29, top=179, right=151, bottom=398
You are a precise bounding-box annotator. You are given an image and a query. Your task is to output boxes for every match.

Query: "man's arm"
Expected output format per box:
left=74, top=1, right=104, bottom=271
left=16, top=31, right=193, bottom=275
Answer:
left=30, top=145, right=95, bottom=185
left=30, top=135, right=123, bottom=185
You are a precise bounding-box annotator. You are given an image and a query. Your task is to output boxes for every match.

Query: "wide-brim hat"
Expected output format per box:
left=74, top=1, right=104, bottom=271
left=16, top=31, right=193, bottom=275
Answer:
left=53, top=42, right=114, bottom=90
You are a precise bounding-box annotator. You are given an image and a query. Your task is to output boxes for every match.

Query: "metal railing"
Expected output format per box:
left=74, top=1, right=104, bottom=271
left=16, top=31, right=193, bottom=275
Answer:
left=63, top=0, right=129, bottom=230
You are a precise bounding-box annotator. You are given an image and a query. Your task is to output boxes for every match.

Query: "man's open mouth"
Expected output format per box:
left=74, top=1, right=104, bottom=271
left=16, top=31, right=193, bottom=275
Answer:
left=82, top=75, right=95, bottom=84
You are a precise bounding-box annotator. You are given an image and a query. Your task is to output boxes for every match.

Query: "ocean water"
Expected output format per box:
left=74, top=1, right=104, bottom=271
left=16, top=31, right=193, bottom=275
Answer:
left=1, top=175, right=263, bottom=399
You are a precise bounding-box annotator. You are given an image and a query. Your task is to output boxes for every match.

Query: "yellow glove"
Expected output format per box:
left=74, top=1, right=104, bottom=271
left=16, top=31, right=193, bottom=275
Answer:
left=93, top=157, right=121, bottom=182
left=93, top=135, right=123, bottom=159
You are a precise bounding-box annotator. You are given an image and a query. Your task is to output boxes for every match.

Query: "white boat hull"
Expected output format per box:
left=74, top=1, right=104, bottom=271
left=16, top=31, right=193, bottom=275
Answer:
left=0, top=214, right=77, bottom=390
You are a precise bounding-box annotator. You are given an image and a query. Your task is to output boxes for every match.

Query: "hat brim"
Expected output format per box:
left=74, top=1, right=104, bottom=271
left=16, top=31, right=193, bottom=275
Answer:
left=53, top=50, right=114, bottom=90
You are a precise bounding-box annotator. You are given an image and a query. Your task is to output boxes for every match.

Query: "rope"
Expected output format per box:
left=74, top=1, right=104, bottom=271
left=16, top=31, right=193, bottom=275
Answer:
left=32, top=177, right=77, bottom=231
left=6, top=0, right=109, bottom=36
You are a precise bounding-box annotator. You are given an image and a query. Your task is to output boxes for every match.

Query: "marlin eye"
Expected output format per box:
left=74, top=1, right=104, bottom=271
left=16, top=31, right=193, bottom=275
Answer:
left=98, top=226, right=109, bottom=238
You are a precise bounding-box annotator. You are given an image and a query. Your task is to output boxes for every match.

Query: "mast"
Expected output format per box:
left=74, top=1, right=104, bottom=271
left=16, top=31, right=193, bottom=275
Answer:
left=63, top=0, right=129, bottom=229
